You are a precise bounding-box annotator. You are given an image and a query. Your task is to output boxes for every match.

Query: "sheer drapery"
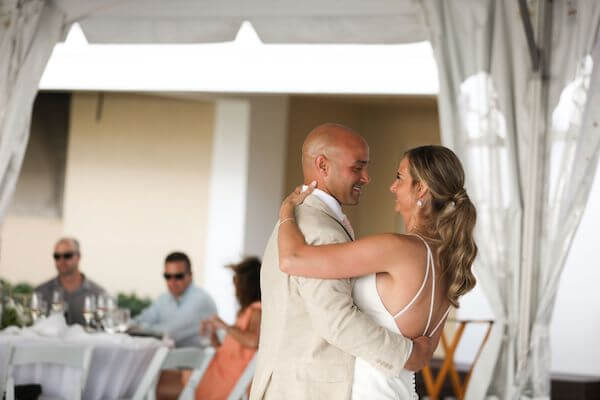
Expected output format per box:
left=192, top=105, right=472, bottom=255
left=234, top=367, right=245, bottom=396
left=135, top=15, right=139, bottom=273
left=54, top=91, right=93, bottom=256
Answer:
left=524, top=2, right=600, bottom=395
left=0, top=0, right=66, bottom=222
left=420, top=0, right=600, bottom=398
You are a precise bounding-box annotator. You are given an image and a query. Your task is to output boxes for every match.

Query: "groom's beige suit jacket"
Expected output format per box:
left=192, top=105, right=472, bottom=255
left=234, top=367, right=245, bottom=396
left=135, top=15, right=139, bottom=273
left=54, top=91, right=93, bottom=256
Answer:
left=249, top=194, right=413, bottom=400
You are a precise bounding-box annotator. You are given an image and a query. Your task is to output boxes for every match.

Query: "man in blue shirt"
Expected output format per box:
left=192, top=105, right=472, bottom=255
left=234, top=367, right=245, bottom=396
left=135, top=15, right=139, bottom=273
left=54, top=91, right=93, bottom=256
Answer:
left=134, top=251, right=217, bottom=347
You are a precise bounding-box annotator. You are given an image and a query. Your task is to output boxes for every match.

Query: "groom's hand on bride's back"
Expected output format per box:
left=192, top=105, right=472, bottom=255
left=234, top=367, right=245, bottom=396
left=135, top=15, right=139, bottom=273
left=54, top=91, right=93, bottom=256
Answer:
left=403, top=336, right=433, bottom=371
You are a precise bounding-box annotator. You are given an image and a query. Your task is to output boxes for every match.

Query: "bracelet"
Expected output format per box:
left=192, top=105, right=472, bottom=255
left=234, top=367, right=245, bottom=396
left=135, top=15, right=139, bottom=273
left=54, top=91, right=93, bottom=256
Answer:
left=278, top=217, right=295, bottom=227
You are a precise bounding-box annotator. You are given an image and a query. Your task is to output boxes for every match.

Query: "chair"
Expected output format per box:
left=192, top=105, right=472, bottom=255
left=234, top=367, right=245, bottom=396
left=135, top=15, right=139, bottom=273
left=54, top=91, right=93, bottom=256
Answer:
left=5, top=344, right=93, bottom=400
left=226, top=355, right=256, bottom=400
left=0, top=345, right=10, bottom=399
left=130, top=346, right=216, bottom=400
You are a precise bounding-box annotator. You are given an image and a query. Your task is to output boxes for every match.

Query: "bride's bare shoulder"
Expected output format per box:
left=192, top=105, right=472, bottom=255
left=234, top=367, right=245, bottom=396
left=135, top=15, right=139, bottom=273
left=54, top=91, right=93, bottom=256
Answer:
left=379, top=233, right=431, bottom=260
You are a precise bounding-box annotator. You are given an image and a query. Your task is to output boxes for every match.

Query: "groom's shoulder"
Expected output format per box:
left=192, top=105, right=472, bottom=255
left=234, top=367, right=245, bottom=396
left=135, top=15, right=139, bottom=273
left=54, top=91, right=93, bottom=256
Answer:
left=295, top=202, right=347, bottom=244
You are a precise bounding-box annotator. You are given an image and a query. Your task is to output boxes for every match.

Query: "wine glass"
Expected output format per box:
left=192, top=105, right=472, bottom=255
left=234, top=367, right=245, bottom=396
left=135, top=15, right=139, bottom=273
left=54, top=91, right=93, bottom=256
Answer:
left=30, top=292, right=42, bottom=323
left=83, top=295, right=96, bottom=331
left=39, top=300, right=48, bottom=319
left=51, top=289, right=64, bottom=314
left=96, top=294, right=107, bottom=326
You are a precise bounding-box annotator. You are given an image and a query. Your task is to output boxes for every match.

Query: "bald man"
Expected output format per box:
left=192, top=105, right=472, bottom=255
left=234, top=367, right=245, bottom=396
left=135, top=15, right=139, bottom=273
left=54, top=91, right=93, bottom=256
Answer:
left=35, top=237, right=106, bottom=325
left=250, top=124, right=429, bottom=400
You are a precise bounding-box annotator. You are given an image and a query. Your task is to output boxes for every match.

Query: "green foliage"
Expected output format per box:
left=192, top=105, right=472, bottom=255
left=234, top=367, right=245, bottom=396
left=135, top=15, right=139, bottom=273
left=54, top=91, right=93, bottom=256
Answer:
left=12, top=283, right=34, bottom=295
left=1, top=280, right=30, bottom=329
left=1, top=306, right=21, bottom=329
left=0, top=280, right=33, bottom=295
left=117, top=293, right=152, bottom=318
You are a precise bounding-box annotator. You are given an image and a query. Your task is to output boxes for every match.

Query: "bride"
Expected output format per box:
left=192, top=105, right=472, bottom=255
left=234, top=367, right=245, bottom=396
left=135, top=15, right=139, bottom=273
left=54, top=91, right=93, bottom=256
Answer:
left=277, top=145, right=477, bottom=399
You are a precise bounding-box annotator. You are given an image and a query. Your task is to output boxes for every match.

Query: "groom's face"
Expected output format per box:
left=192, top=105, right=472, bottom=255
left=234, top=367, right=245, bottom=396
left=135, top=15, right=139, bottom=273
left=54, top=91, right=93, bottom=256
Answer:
left=326, top=139, right=370, bottom=206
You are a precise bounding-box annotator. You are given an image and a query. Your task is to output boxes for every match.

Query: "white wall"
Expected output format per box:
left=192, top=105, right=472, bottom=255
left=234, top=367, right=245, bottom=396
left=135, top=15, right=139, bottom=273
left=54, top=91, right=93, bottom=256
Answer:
left=550, top=160, right=600, bottom=376
left=63, top=92, right=214, bottom=297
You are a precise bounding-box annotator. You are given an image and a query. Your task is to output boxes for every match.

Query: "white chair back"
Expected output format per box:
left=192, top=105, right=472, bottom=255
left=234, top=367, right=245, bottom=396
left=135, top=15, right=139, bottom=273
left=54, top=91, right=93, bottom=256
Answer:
left=131, top=346, right=215, bottom=400
left=5, top=344, right=93, bottom=400
left=226, top=355, right=256, bottom=400
left=0, top=345, right=12, bottom=399
left=169, top=347, right=215, bottom=400
left=130, top=346, right=169, bottom=400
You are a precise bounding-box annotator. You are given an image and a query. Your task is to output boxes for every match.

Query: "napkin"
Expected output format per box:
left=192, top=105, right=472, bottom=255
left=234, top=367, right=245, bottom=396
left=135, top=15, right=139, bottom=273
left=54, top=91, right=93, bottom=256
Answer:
left=26, top=313, right=68, bottom=337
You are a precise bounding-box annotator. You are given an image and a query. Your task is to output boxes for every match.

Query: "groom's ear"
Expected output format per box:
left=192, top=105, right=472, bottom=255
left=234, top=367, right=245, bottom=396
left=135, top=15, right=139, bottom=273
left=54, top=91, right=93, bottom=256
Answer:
left=315, top=154, right=329, bottom=176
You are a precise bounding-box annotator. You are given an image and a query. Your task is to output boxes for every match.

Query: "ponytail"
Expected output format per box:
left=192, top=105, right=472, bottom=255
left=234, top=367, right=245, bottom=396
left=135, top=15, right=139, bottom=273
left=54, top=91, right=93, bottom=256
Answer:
left=405, top=146, right=478, bottom=307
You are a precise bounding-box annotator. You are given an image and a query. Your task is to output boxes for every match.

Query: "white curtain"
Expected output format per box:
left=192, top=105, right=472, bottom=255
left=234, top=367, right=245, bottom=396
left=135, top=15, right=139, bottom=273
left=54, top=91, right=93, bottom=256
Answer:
left=420, top=0, right=600, bottom=398
left=0, top=0, right=66, bottom=222
left=524, top=1, right=600, bottom=396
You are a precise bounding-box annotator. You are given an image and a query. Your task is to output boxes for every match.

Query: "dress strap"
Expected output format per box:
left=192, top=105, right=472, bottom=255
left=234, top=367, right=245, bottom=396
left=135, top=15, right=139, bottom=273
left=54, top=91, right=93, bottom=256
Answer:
left=405, top=233, right=436, bottom=337
left=422, top=245, right=435, bottom=336
left=428, top=306, right=452, bottom=338
left=393, top=234, right=433, bottom=320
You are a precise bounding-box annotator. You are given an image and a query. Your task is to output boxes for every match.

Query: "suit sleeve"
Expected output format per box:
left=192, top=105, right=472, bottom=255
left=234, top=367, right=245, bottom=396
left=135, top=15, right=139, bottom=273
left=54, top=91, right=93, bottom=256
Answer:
left=293, top=208, right=413, bottom=377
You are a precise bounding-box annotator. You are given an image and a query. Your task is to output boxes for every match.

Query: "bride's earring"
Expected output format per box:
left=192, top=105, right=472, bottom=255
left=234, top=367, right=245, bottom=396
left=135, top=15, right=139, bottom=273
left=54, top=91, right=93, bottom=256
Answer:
left=416, top=199, right=423, bottom=208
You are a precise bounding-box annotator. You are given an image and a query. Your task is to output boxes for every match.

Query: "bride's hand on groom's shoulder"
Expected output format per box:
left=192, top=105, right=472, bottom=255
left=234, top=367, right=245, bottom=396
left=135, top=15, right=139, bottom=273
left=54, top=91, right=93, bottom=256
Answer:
left=279, top=181, right=316, bottom=220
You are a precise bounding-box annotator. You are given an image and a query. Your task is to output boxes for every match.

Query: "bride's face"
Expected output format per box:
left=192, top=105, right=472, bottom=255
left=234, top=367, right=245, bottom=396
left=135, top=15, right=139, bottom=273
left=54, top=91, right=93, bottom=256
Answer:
left=389, top=157, right=418, bottom=214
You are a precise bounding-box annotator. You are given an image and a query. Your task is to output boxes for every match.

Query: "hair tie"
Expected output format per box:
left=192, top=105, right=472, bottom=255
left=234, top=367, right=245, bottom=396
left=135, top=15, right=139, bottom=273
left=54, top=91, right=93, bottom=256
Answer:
left=453, top=188, right=467, bottom=204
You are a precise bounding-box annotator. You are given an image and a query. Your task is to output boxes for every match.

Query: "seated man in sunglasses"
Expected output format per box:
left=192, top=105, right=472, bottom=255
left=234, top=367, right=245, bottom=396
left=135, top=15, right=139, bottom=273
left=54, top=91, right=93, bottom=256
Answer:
left=133, top=251, right=218, bottom=347
left=36, top=237, right=107, bottom=325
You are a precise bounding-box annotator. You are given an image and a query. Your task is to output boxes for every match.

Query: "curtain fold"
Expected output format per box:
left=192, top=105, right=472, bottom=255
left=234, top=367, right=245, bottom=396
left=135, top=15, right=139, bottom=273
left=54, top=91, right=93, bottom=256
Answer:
left=420, top=0, right=600, bottom=398
left=523, top=2, right=600, bottom=396
left=0, top=0, right=67, bottom=222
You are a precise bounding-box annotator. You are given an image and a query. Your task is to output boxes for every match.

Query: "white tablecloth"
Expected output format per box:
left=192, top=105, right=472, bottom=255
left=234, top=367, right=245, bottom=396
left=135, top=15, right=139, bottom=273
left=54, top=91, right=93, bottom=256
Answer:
left=0, top=315, right=166, bottom=400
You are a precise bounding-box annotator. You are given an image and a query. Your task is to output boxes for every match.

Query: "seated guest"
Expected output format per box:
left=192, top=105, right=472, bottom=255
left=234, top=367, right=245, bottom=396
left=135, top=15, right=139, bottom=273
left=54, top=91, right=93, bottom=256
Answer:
left=36, top=237, right=106, bottom=325
left=134, top=251, right=217, bottom=347
left=185, top=257, right=261, bottom=400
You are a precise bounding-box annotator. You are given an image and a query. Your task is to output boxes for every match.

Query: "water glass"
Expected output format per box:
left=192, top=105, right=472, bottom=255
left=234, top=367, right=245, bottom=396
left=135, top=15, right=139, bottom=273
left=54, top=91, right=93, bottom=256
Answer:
left=103, top=309, right=118, bottom=334
left=117, top=308, right=130, bottom=333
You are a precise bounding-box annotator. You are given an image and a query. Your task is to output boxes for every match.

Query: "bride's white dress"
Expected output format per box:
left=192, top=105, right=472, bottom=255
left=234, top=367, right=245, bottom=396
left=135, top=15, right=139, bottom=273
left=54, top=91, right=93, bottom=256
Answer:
left=350, top=234, right=451, bottom=400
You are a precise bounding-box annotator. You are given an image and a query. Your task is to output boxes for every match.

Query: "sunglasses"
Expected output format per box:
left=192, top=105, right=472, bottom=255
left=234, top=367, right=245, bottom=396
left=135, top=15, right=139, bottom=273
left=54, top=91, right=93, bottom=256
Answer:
left=53, top=252, right=76, bottom=261
left=163, top=272, right=186, bottom=281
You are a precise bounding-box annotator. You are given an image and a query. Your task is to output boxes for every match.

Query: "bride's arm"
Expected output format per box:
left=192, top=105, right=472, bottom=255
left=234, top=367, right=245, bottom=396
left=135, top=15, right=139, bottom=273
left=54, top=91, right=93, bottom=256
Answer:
left=278, top=184, right=405, bottom=279
left=279, top=230, right=402, bottom=278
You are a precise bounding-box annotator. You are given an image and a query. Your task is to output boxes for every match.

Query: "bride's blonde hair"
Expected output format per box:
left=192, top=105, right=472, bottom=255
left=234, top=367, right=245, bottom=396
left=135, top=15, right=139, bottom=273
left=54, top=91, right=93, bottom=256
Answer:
left=405, top=145, right=477, bottom=308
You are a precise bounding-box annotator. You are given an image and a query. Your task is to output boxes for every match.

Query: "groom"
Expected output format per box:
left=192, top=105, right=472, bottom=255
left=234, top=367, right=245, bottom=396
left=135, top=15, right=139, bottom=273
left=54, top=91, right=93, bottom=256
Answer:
left=250, top=123, right=431, bottom=400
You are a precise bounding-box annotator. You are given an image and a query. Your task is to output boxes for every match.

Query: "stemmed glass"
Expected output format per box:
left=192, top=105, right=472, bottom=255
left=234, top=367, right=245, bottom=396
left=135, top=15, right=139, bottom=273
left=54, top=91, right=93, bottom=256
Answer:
left=83, top=295, right=96, bottom=331
left=30, top=292, right=43, bottom=323
left=96, top=294, right=107, bottom=327
left=96, top=294, right=117, bottom=330
left=51, top=289, right=64, bottom=314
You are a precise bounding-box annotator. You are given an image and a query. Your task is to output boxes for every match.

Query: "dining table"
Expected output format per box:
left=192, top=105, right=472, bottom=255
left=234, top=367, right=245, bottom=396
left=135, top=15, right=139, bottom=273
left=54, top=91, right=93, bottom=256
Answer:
left=0, top=314, right=168, bottom=400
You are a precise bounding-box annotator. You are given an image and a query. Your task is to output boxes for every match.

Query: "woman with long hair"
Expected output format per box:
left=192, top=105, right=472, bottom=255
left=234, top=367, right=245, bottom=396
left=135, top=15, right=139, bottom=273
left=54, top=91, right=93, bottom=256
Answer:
left=277, top=145, right=477, bottom=399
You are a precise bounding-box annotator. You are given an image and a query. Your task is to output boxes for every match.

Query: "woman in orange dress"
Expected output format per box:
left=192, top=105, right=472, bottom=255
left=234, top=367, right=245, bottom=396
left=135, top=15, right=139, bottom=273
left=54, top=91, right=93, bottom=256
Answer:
left=193, top=257, right=261, bottom=400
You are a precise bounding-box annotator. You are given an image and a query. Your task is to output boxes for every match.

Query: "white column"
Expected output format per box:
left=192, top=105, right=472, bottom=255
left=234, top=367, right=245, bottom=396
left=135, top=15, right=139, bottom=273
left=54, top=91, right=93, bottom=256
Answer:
left=244, top=96, right=289, bottom=256
left=204, top=96, right=289, bottom=323
left=204, top=99, right=251, bottom=324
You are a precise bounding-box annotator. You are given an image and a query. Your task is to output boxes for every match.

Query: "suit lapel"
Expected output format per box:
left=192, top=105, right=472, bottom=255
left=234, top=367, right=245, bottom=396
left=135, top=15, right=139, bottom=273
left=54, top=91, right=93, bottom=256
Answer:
left=302, top=195, right=354, bottom=241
